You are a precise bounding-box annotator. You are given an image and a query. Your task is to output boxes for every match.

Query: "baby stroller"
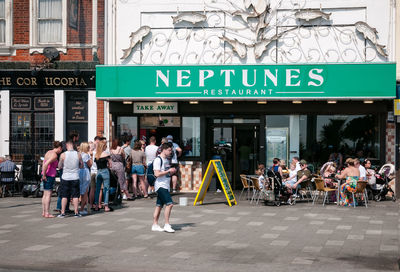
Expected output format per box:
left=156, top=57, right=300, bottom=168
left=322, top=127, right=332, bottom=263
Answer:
left=21, top=155, right=41, bottom=198
left=367, top=164, right=396, bottom=202
left=265, top=169, right=293, bottom=206
left=108, top=169, right=122, bottom=206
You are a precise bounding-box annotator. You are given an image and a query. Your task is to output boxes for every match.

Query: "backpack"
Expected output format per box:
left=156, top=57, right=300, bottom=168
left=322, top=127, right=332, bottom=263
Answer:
left=123, top=146, right=132, bottom=174
left=147, top=156, right=162, bottom=185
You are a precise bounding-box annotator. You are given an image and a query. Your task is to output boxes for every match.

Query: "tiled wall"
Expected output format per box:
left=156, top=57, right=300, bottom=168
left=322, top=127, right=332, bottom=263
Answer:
left=386, top=122, right=395, bottom=164
left=179, top=161, right=203, bottom=192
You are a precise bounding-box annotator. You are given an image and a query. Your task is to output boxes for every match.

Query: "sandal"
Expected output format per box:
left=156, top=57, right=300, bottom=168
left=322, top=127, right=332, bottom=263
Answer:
left=45, top=214, right=55, bottom=218
left=104, top=206, right=114, bottom=212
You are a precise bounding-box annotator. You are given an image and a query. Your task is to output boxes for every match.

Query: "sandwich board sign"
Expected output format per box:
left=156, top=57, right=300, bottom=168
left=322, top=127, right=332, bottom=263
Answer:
left=193, top=160, right=237, bottom=207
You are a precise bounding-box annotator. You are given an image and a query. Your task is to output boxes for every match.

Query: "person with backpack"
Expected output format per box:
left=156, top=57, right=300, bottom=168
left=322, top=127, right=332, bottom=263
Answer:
left=151, top=143, right=177, bottom=233
left=166, top=135, right=182, bottom=193
left=145, top=136, right=158, bottom=194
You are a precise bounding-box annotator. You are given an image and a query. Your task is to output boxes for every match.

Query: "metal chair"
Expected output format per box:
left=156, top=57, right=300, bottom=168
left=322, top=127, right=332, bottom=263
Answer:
left=239, top=174, right=254, bottom=201
left=352, top=181, right=368, bottom=208
left=312, top=178, right=337, bottom=206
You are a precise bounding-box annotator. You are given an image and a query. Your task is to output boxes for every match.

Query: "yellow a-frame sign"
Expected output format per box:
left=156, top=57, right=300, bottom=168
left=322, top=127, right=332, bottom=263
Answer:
left=193, top=160, right=237, bottom=207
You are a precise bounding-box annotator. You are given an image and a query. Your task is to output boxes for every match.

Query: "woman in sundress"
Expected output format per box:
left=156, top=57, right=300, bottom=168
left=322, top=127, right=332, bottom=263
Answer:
left=335, top=158, right=360, bottom=206
left=110, top=139, right=133, bottom=200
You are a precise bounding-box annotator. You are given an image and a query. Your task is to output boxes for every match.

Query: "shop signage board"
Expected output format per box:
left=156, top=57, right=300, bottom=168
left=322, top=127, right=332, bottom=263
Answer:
left=96, top=63, right=395, bottom=100
left=194, top=160, right=237, bottom=207
left=34, top=97, right=54, bottom=111
left=134, top=102, right=178, bottom=113
left=11, top=97, right=31, bottom=111
left=395, top=99, right=400, bottom=116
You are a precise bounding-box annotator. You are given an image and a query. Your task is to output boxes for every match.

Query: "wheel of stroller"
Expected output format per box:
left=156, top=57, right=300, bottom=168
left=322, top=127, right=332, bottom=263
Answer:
left=35, top=189, right=43, bottom=198
left=374, top=195, right=381, bottom=202
left=275, top=201, right=281, bottom=206
left=392, top=196, right=396, bottom=202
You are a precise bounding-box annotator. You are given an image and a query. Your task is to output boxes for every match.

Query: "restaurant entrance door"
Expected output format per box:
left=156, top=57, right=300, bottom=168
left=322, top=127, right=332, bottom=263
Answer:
left=207, top=118, right=260, bottom=190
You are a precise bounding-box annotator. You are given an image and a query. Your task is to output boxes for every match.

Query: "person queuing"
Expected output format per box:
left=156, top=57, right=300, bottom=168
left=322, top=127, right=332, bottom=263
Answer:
left=79, top=142, right=92, bottom=215
left=40, top=141, right=62, bottom=218
left=131, top=141, right=148, bottom=198
left=94, top=141, right=113, bottom=212
left=57, top=141, right=84, bottom=218
left=145, top=136, right=158, bottom=194
left=89, top=136, right=101, bottom=210
left=110, top=139, right=134, bottom=201
left=121, top=136, right=133, bottom=200
left=166, top=135, right=182, bottom=193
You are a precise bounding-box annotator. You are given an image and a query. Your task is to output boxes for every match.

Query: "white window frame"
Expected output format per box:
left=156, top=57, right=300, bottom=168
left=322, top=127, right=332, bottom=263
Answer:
left=0, top=0, right=13, bottom=55
left=30, top=0, right=67, bottom=53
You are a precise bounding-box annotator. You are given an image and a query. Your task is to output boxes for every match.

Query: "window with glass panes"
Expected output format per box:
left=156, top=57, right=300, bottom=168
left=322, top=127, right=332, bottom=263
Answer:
left=0, top=0, right=5, bottom=43
left=38, top=0, right=62, bottom=43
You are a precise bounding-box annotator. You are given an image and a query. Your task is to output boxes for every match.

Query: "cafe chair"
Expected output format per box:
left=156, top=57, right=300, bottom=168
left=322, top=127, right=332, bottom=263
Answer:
left=250, top=177, right=268, bottom=205
left=351, top=181, right=368, bottom=208
left=239, top=174, right=254, bottom=201
left=312, top=178, right=337, bottom=206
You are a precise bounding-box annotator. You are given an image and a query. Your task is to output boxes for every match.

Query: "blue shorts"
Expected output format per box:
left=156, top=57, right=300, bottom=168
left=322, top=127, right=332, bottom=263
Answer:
left=131, top=165, right=145, bottom=176
left=156, top=187, right=173, bottom=207
left=43, top=176, right=55, bottom=190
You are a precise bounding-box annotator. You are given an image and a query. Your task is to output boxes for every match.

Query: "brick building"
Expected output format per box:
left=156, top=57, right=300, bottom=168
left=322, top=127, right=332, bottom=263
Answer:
left=0, top=0, right=105, bottom=160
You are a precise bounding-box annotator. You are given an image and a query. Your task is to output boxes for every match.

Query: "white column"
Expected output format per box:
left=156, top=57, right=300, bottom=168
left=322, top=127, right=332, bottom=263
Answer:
left=0, top=91, right=10, bottom=156
left=289, top=115, right=300, bottom=161
left=104, top=100, right=110, bottom=139
left=54, top=90, right=65, bottom=141
left=88, top=91, right=97, bottom=141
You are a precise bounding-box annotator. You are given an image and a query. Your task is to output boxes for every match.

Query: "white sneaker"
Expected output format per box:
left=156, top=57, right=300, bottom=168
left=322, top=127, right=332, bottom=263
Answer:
left=122, top=194, right=127, bottom=200
left=151, top=224, right=164, bottom=232
left=163, top=224, right=175, bottom=233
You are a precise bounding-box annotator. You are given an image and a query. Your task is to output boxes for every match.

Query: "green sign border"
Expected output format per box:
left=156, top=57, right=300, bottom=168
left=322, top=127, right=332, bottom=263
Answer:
left=96, top=63, right=396, bottom=100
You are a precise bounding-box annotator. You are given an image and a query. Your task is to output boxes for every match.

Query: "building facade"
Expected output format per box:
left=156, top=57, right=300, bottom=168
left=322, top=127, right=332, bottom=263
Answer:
left=99, top=0, right=396, bottom=191
left=0, top=0, right=105, bottom=161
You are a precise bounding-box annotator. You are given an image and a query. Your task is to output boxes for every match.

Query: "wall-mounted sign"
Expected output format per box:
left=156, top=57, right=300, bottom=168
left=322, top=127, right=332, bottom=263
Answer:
left=34, top=97, right=54, bottom=111
left=11, top=97, right=31, bottom=111
left=134, top=102, right=178, bottom=113
left=66, top=94, right=88, bottom=123
left=0, top=70, right=95, bottom=90
left=394, top=99, right=400, bottom=116
left=96, top=63, right=395, bottom=100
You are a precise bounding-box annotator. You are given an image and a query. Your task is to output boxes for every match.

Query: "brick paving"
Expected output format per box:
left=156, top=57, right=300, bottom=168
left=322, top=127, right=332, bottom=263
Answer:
left=0, top=193, right=399, bottom=272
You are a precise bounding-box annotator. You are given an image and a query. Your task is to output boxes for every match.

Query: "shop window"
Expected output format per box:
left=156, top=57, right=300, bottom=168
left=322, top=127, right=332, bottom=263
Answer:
left=117, top=117, right=138, bottom=142
left=182, top=117, right=200, bottom=157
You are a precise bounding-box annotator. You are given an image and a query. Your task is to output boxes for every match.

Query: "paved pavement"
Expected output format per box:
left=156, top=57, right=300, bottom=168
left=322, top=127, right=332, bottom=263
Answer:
left=0, top=192, right=399, bottom=272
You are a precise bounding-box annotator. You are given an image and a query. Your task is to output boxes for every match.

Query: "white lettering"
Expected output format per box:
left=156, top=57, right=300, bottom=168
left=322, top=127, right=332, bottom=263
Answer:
left=286, top=69, right=301, bottom=87
left=177, top=70, right=191, bottom=87
left=220, top=70, right=235, bottom=87
left=242, top=69, right=257, bottom=87
left=308, top=69, right=324, bottom=86
left=156, top=70, right=169, bottom=87
left=264, top=69, right=278, bottom=87
left=199, top=70, right=214, bottom=87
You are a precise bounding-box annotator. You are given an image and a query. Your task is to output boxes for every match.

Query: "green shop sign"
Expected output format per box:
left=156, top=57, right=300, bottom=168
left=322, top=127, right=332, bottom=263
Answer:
left=96, top=63, right=395, bottom=100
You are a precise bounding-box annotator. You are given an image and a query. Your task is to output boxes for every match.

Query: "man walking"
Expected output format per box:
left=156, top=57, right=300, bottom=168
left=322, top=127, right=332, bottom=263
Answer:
left=152, top=143, right=176, bottom=233
left=58, top=141, right=83, bottom=218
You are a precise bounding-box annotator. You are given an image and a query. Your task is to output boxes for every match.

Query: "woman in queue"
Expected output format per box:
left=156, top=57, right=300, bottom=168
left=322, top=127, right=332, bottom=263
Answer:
left=94, top=141, right=113, bottom=212
left=79, top=142, right=92, bottom=215
left=131, top=141, right=148, bottom=198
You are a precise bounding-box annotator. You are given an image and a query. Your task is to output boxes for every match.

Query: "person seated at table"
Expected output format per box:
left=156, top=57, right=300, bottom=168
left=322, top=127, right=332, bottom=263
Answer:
left=291, top=160, right=311, bottom=190
left=283, top=163, right=297, bottom=193
left=321, top=162, right=337, bottom=188
left=363, top=159, right=376, bottom=188
left=255, top=166, right=266, bottom=190
left=335, top=158, right=360, bottom=206
left=271, top=158, right=284, bottom=179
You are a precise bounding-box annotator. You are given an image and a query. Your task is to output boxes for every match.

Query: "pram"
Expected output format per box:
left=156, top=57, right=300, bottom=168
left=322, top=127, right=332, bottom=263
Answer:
left=367, top=164, right=396, bottom=202
left=21, top=155, right=41, bottom=198
left=265, top=169, right=293, bottom=206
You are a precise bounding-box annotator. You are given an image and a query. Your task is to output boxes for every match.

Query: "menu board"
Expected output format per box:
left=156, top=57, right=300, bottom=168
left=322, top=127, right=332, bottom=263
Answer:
left=11, top=97, right=31, bottom=111
left=34, top=97, right=54, bottom=110
left=193, top=160, right=237, bottom=207
left=66, top=94, right=88, bottom=123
